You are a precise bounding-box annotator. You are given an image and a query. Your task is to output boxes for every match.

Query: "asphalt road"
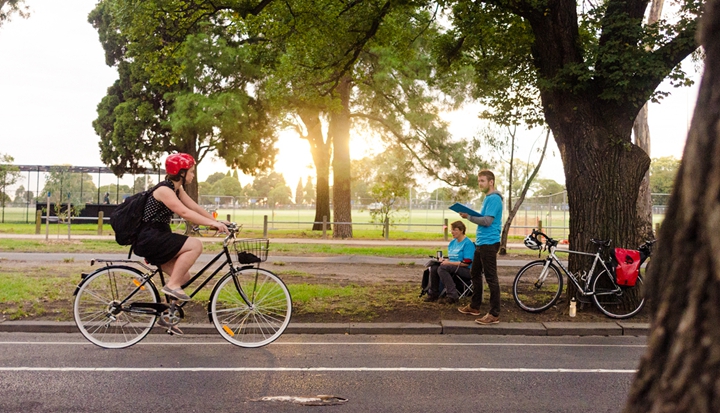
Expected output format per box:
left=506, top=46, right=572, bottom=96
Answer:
left=0, top=333, right=646, bottom=412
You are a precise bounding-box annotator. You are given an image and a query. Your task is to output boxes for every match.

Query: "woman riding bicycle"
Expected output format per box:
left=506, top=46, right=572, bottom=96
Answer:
left=133, top=153, right=228, bottom=305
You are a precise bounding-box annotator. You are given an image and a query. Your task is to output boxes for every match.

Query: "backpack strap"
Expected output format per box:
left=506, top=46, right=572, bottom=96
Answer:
left=128, top=182, right=167, bottom=259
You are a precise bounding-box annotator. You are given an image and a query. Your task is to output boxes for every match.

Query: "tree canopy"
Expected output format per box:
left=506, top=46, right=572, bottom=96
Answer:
left=89, top=0, right=277, bottom=200
left=649, top=156, right=681, bottom=194
left=438, top=0, right=702, bottom=263
left=0, top=0, right=28, bottom=29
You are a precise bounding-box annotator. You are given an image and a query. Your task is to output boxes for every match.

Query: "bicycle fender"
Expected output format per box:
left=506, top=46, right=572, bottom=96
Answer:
left=72, top=265, right=149, bottom=296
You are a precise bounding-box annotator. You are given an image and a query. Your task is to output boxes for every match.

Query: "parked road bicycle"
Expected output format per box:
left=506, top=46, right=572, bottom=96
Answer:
left=512, top=229, right=655, bottom=319
left=172, top=212, right=222, bottom=237
left=72, top=223, right=292, bottom=349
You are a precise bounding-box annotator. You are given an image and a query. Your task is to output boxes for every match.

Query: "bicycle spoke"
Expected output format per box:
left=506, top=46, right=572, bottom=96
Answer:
left=74, top=266, right=159, bottom=349
left=210, top=268, right=291, bottom=348
left=592, top=273, right=645, bottom=319
left=513, top=261, right=563, bottom=313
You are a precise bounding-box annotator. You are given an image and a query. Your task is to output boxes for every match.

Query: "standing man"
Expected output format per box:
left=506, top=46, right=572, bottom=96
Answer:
left=457, top=170, right=504, bottom=324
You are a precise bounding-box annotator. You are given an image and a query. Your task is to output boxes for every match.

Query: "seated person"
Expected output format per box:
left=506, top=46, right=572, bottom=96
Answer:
left=424, top=220, right=476, bottom=304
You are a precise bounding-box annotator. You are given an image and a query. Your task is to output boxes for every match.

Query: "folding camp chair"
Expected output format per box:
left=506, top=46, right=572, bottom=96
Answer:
left=438, top=270, right=477, bottom=300
left=453, top=271, right=474, bottom=299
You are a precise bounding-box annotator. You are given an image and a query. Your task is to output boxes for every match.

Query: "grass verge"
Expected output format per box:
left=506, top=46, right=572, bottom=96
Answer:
left=0, top=238, right=538, bottom=258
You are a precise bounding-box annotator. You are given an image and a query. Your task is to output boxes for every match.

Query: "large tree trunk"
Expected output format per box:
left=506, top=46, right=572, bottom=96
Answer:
left=298, top=109, right=332, bottom=231
left=330, top=76, right=353, bottom=239
left=545, top=98, right=650, bottom=285
left=624, top=1, right=720, bottom=410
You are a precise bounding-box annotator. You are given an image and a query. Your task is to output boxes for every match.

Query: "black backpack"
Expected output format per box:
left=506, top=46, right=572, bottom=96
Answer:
left=110, top=184, right=161, bottom=246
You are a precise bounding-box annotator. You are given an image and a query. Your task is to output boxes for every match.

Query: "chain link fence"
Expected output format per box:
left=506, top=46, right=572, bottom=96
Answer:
left=2, top=188, right=670, bottom=240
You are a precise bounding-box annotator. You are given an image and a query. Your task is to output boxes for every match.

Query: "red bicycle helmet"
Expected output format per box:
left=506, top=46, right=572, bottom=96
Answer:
left=165, top=153, right=195, bottom=175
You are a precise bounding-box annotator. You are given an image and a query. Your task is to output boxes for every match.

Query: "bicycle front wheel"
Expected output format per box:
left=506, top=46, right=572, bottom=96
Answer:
left=210, top=268, right=292, bottom=348
left=512, top=261, right=563, bottom=313
left=73, top=265, right=159, bottom=349
left=591, top=272, right=645, bottom=319
left=171, top=218, right=189, bottom=235
left=195, top=225, right=219, bottom=237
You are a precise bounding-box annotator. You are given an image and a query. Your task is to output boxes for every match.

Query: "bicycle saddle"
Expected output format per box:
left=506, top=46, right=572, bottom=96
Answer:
left=590, top=238, right=611, bottom=247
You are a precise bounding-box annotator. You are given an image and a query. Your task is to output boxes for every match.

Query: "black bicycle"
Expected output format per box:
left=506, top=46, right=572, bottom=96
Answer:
left=72, top=223, right=292, bottom=349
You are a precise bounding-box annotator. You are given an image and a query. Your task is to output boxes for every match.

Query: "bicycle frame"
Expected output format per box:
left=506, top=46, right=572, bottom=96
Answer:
left=539, top=244, right=617, bottom=297
left=86, top=231, right=257, bottom=316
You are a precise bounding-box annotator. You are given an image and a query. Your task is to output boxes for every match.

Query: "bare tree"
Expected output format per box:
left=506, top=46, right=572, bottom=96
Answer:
left=633, top=0, right=667, bottom=241
left=499, top=129, right=550, bottom=255
left=624, top=0, right=720, bottom=410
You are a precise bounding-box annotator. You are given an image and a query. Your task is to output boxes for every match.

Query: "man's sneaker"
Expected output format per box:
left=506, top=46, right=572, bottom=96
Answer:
left=439, top=297, right=458, bottom=305
left=457, top=305, right=481, bottom=316
left=475, top=313, right=500, bottom=325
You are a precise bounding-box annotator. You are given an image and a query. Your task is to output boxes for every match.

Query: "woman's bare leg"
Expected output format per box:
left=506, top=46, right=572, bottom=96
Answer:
left=161, top=237, right=203, bottom=291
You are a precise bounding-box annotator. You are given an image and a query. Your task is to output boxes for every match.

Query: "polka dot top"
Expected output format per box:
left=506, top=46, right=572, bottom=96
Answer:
left=142, top=180, right=178, bottom=224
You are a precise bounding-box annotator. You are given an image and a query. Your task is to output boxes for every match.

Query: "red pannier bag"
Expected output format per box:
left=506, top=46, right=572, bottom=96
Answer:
left=613, top=248, right=641, bottom=287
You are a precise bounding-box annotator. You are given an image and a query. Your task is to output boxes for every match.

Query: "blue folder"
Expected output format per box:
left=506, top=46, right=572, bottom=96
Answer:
left=449, top=202, right=481, bottom=217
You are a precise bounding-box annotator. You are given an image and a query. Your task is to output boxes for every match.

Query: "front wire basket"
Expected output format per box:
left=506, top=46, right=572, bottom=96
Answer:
left=233, top=238, right=270, bottom=265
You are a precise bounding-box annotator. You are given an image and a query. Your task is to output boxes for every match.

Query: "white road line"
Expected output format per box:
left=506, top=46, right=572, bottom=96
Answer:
left=0, top=341, right=647, bottom=348
left=0, top=367, right=637, bottom=373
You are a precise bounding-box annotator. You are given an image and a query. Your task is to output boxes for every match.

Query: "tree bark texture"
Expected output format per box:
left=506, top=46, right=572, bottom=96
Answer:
left=544, top=97, right=651, bottom=275
left=298, top=109, right=332, bottom=231
left=623, top=1, right=720, bottom=410
left=330, top=76, right=353, bottom=239
left=524, top=0, right=651, bottom=269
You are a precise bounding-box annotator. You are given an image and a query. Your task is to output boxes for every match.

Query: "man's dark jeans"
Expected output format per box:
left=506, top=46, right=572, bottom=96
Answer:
left=470, top=243, right=500, bottom=316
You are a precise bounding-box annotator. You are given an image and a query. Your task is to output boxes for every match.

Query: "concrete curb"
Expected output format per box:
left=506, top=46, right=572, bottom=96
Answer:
left=0, top=320, right=650, bottom=336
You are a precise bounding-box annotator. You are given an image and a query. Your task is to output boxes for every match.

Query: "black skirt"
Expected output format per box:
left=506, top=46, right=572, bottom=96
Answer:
left=134, top=222, right=188, bottom=266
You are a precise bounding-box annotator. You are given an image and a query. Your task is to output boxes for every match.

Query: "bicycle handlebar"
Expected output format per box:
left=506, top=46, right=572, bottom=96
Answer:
left=529, top=229, right=655, bottom=253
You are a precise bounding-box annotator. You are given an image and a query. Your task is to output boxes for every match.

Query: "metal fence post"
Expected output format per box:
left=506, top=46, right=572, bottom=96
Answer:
left=263, top=215, right=268, bottom=238
left=443, top=218, right=448, bottom=241
left=98, top=211, right=104, bottom=235
left=322, top=216, right=327, bottom=239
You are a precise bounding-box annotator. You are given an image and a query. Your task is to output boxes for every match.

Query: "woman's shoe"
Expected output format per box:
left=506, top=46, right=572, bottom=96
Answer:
left=161, top=286, right=191, bottom=301
left=439, top=296, right=458, bottom=305
left=423, top=294, right=439, bottom=302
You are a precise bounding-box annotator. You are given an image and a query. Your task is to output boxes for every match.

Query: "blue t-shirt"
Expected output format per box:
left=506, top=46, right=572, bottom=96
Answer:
left=447, top=236, right=476, bottom=269
left=476, top=192, right=503, bottom=245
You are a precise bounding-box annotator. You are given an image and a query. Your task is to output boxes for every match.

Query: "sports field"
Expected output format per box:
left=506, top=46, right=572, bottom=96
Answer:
left=0, top=204, right=666, bottom=240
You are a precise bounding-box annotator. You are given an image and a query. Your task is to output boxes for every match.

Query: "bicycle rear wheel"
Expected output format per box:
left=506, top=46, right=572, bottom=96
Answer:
left=591, top=272, right=645, bottom=319
left=209, top=268, right=292, bottom=348
left=512, top=260, right=563, bottom=313
left=73, top=265, right=159, bottom=349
